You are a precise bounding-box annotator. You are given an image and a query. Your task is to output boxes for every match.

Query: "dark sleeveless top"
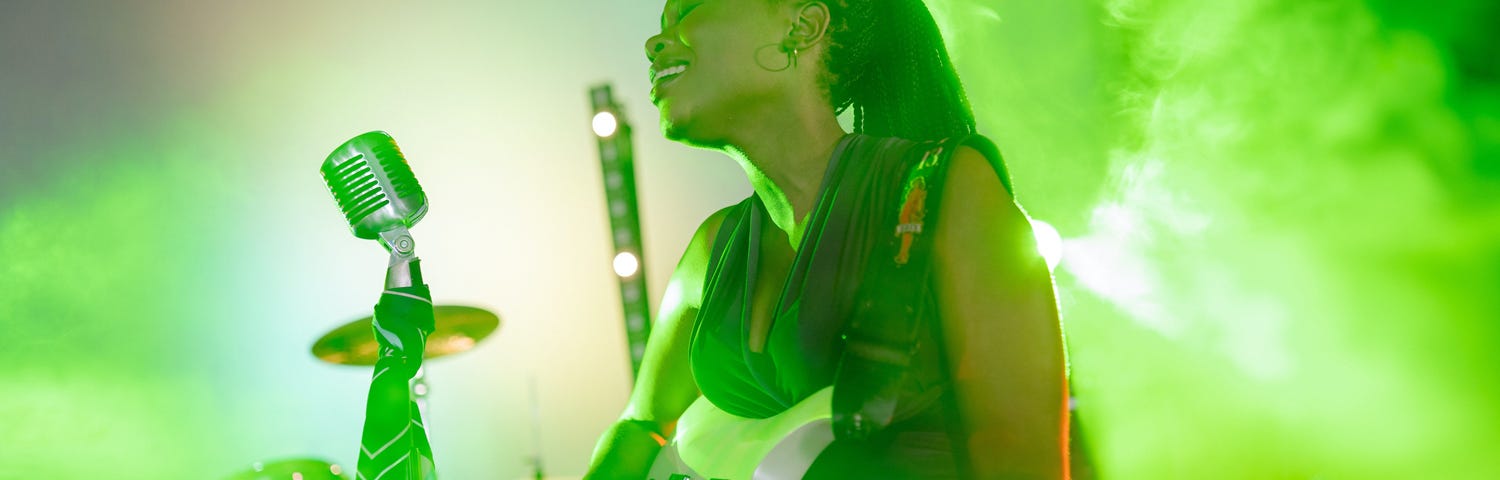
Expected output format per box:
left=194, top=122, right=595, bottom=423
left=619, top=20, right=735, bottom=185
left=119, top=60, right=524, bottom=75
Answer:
left=688, top=133, right=1010, bottom=477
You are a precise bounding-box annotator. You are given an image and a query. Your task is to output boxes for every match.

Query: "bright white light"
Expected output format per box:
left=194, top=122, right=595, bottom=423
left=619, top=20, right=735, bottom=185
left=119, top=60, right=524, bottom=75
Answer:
left=1031, top=219, right=1063, bottom=271
left=613, top=251, right=639, bottom=277
left=592, top=111, right=618, bottom=137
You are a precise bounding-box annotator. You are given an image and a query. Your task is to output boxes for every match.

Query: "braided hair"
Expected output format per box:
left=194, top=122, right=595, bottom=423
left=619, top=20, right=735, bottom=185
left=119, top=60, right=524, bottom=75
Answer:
left=811, top=0, right=976, bottom=141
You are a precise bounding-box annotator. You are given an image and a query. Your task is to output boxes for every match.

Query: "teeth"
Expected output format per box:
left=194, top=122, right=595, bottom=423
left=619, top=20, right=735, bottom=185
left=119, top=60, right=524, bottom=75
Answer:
left=653, top=65, right=687, bottom=83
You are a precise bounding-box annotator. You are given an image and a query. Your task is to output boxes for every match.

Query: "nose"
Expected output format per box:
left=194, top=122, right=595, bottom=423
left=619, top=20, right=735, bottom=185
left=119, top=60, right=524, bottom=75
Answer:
left=644, top=32, right=671, bottom=63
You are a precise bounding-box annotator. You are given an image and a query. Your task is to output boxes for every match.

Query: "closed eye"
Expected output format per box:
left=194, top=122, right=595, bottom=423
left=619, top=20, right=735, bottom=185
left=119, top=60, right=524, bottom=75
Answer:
left=678, top=1, right=702, bottom=20
left=660, top=0, right=704, bottom=31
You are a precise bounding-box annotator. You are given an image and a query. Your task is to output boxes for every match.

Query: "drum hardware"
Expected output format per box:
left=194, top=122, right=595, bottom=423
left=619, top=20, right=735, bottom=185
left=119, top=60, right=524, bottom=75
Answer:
left=311, top=305, right=500, bottom=366
left=224, top=305, right=501, bottom=479
left=223, top=458, right=349, bottom=480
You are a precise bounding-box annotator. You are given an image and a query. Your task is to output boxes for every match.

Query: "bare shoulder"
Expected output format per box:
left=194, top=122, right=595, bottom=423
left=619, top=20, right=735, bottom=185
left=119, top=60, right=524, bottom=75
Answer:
left=683, top=204, right=737, bottom=262
left=937, top=145, right=1033, bottom=247
left=932, top=143, right=1052, bottom=344
left=672, top=203, right=740, bottom=310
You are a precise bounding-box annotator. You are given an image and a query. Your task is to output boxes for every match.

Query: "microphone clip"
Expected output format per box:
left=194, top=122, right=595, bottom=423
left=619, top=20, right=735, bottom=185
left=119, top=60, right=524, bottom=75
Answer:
left=378, top=226, right=417, bottom=260
left=378, top=226, right=421, bottom=288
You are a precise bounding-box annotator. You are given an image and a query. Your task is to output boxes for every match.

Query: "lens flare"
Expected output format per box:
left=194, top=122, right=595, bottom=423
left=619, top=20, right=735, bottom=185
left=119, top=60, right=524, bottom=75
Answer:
left=1030, top=218, right=1062, bottom=271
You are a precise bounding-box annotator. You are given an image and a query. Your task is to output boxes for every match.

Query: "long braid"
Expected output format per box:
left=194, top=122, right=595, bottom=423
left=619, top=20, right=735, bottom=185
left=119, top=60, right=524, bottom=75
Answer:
left=828, top=0, right=879, bottom=133
left=819, top=0, right=975, bottom=141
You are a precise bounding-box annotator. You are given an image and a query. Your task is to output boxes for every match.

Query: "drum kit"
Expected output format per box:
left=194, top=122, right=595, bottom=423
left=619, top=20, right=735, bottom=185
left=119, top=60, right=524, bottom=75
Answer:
left=223, top=304, right=503, bottom=480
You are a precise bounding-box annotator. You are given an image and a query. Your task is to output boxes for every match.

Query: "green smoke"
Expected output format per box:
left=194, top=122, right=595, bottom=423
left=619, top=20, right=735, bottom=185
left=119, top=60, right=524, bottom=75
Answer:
left=0, top=119, right=247, bottom=478
left=940, top=0, right=1499, bottom=477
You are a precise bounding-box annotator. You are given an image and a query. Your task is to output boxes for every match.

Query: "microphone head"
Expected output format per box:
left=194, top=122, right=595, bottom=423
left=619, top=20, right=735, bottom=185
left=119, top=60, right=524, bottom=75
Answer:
left=320, top=131, right=428, bottom=240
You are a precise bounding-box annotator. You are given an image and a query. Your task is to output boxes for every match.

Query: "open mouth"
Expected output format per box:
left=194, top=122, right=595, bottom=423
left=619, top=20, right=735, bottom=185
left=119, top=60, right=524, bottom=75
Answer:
left=652, top=64, right=688, bottom=85
left=650, top=64, right=689, bottom=103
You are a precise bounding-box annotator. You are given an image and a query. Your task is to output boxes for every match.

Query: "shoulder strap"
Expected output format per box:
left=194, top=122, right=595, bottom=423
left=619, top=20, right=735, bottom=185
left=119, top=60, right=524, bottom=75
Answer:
left=831, top=136, right=963, bottom=440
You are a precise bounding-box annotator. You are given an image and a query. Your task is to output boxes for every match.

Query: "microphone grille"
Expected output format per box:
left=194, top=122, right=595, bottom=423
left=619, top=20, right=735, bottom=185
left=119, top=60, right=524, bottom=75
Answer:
left=373, top=141, right=425, bottom=200
left=325, top=152, right=389, bottom=227
left=320, top=131, right=428, bottom=239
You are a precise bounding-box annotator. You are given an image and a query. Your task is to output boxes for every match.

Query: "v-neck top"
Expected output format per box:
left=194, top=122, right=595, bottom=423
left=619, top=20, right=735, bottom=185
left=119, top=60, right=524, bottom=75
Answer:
left=688, top=133, right=1011, bottom=423
left=689, top=133, right=856, bottom=419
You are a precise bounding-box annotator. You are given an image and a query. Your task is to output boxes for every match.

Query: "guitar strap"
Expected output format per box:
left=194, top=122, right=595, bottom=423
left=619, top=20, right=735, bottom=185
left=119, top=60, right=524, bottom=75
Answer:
left=831, top=137, right=958, bottom=443
left=832, top=134, right=1012, bottom=477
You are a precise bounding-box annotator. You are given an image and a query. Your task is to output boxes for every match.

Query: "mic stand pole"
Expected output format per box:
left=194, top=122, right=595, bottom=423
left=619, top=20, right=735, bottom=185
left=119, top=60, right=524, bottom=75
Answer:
left=381, top=227, right=434, bottom=441
left=356, top=225, right=439, bottom=479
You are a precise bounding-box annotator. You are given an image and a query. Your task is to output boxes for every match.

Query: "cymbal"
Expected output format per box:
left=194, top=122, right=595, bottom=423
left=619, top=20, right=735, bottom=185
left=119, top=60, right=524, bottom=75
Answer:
left=224, top=458, right=349, bottom=480
left=313, top=305, right=500, bottom=366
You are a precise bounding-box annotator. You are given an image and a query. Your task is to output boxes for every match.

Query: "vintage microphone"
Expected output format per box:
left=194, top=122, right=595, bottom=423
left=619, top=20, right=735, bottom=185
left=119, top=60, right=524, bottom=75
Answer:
left=320, top=130, right=429, bottom=287
left=320, top=130, right=439, bottom=479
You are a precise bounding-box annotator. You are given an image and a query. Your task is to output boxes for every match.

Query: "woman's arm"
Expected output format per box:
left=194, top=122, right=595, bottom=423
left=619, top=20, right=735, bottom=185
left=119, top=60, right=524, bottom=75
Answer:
left=933, top=146, right=1069, bottom=479
left=584, top=206, right=734, bottom=479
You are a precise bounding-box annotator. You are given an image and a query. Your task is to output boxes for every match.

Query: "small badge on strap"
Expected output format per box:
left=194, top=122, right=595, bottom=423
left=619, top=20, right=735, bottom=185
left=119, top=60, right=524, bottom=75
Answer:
left=893, top=144, right=945, bottom=265
left=894, top=178, right=927, bottom=265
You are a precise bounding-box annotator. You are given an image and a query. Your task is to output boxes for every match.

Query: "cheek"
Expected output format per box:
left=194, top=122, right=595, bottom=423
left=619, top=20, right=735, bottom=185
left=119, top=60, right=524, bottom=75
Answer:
left=683, top=37, right=774, bottom=98
left=679, top=15, right=770, bottom=70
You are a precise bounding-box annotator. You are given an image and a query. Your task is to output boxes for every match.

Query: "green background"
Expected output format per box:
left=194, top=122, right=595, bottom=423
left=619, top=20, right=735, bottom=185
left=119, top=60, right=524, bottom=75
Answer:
left=1, top=0, right=1495, bottom=478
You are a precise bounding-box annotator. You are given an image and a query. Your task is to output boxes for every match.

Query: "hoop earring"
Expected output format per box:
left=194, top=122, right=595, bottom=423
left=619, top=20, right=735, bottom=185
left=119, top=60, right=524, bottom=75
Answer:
left=755, top=43, right=796, bottom=72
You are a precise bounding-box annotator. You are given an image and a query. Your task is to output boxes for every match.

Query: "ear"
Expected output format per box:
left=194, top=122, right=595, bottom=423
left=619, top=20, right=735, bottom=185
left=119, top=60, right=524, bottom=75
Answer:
left=786, top=1, right=831, bottom=50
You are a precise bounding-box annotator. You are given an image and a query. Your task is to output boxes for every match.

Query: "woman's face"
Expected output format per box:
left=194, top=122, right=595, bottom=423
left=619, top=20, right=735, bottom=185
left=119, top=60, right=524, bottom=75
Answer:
left=646, top=0, right=797, bottom=146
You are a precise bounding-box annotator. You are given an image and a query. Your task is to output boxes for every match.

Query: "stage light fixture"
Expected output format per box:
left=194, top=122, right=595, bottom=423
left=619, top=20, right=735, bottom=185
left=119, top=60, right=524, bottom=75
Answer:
left=590, top=84, right=652, bottom=379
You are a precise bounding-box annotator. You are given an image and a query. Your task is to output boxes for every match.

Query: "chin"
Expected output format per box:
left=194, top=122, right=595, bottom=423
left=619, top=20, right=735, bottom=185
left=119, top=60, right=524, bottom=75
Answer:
left=658, top=105, right=723, bottom=150
left=659, top=112, right=689, bottom=142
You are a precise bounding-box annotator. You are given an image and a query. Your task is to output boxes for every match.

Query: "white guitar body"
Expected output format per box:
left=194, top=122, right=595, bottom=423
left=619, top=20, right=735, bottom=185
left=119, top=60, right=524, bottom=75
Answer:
left=648, top=386, right=836, bottom=480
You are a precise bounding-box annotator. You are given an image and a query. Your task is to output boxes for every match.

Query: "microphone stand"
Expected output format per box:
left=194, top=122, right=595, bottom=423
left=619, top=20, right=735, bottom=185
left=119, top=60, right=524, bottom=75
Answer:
left=380, top=224, right=432, bottom=430
left=376, top=225, right=438, bottom=479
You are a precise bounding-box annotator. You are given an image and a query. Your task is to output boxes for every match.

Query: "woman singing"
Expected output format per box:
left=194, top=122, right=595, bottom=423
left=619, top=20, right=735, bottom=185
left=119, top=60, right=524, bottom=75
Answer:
left=586, top=0, right=1067, bottom=478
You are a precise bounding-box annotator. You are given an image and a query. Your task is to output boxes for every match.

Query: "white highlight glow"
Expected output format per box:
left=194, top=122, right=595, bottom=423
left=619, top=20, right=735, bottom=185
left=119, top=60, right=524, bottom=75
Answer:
left=1031, top=218, right=1063, bottom=271
left=592, top=111, right=618, bottom=137
left=613, top=251, right=639, bottom=278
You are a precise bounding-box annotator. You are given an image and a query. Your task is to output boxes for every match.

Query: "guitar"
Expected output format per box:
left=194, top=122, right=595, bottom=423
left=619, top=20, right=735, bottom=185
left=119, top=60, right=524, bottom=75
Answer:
left=647, top=386, right=836, bottom=480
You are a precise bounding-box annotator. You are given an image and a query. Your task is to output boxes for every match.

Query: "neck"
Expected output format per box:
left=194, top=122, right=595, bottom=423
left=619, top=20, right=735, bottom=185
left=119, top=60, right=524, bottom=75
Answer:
left=720, top=100, right=847, bottom=249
